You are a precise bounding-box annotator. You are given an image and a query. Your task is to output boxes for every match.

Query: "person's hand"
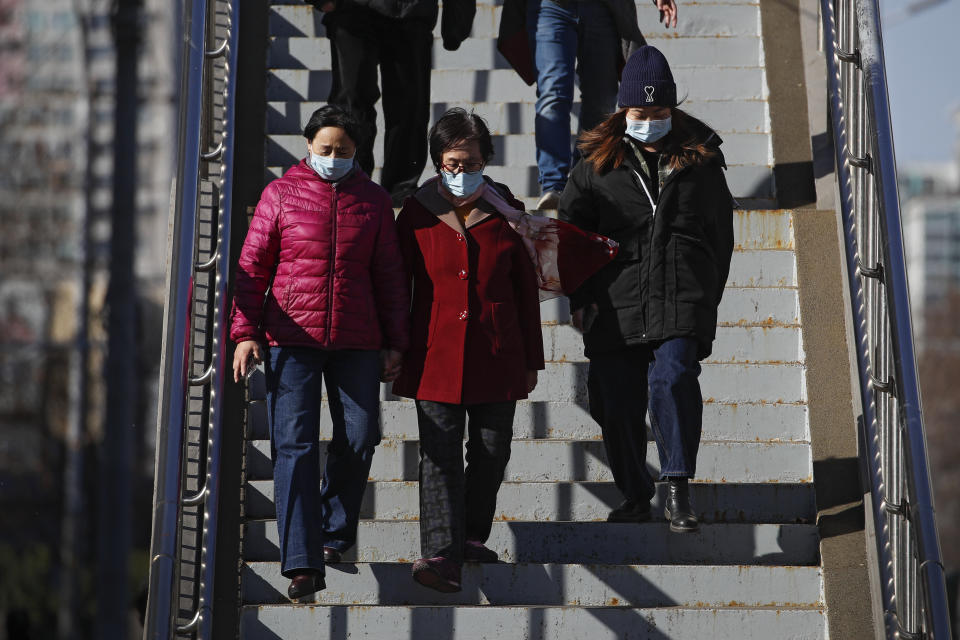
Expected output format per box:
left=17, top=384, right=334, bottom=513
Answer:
left=570, top=304, right=597, bottom=333
left=380, top=349, right=403, bottom=382
left=233, top=340, right=263, bottom=383
left=526, top=370, right=539, bottom=394
left=571, top=309, right=584, bottom=332
left=657, top=0, right=677, bottom=28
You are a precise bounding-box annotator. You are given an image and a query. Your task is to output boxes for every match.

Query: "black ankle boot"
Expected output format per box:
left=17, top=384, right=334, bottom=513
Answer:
left=664, top=477, right=699, bottom=533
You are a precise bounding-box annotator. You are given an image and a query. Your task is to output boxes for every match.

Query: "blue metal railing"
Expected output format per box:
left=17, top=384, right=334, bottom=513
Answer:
left=143, top=0, right=239, bottom=637
left=820, top=0, right=951, bottom=637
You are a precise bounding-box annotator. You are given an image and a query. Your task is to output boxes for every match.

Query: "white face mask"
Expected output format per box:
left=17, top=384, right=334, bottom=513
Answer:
left=309, top=152, right=355, bottom=181
left=625, top=116, right=672, bottom=144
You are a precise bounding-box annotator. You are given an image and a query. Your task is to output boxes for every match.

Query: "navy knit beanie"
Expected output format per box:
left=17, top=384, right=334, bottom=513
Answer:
left=617, top=46, right=677, bottom=108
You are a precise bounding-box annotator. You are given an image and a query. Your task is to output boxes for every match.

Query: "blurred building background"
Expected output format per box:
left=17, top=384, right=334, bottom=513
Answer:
left=900, top=108, right=960, bottom=607
left=0, top=0, right=175, bottom=637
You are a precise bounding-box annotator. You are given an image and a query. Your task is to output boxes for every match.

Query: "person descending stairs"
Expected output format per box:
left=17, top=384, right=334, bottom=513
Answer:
left=240, top=0, right=826, bottom=637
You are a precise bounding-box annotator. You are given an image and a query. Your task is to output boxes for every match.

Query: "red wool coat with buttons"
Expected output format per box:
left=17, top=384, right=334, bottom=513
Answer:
left=229, top=160, right=409, bottom=351
left=391, top=187, right=545, bottom=404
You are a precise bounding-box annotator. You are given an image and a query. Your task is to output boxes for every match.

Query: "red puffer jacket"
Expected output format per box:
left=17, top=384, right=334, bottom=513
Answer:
left=230, top=160, right=409, bottom=351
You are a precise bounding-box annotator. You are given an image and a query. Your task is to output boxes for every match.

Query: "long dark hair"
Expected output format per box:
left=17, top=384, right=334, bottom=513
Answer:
left=428, top=108, right=495, bottom=172
left=577, top=108, right=718, bottom=173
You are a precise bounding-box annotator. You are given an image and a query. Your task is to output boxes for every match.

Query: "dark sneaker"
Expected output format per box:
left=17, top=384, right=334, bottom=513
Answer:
left=287, top=570, right=325, bottom=602
left=323, top=546, right=342, bottom=564
left=607, top=499, right=652, bottom=523
left=412, top=557, right=462, bottom=593
left=463, top=539, right=499, bottom=563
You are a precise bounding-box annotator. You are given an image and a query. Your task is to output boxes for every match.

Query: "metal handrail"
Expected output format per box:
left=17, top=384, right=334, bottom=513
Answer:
left=143, top=0, right=207, bottom=636
left=820, top=0, right=952, bottom=638
left=143, top=0, right=239, bottom=637
left=190, top=1, right=239, bottom=635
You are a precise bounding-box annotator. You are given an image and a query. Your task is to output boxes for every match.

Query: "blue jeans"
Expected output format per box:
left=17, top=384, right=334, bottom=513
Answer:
left=265, top=346, right=381, bottom=577
left=528, top=0, right=621, bottom=193
left=587, top=338, right=703, bottom=504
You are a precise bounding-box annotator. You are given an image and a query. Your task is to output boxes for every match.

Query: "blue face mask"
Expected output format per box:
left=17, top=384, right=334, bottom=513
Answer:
left=310, top=152, right=354, bottom=181
left=441, top=169, right=485, bottom=198
left=625, top=117, right=672, bottom=144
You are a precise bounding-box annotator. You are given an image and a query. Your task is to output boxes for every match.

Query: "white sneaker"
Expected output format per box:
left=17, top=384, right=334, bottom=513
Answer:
left=536, top=190, right=561, bottom=210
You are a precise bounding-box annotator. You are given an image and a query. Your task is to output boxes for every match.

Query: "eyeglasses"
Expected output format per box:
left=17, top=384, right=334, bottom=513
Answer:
left=441, top=160, right=484, bottom=174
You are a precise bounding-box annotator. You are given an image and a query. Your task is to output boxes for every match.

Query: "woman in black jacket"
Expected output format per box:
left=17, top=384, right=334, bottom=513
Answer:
left=558, top=45, right=734, bottom=533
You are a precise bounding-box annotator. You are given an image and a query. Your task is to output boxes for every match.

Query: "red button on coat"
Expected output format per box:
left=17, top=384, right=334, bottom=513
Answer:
left=458, top=269, right=469, bottom=280
left=458, top=310, right=470, bottom=321
left=456, top=233, right=465, bottom=242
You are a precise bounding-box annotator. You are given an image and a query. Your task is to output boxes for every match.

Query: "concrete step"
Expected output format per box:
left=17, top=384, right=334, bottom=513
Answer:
left=244, top=479, right=816, bottom=523
left=524, top=362, right=805, bottom=404
left=267, top=130, right=772, bottom=169
left=267, top=98, right=771, bottom=136
left=264, top=67, right=766, bottom=104
left=544, top=324, right=803, bottom=364
left=246, top=398, right=810, bottom=443
left=266, top=1, right=764, bottom=39
left=266, top=35, right=764, bottom=73
left=241, top=605, right=825, bottom=640
left=242, top=562, right=822, bottom=607
left=246, top=360, right=805, bottom=405
left=245, top=438, right=812, bottom=483
left=243, top=520, right=820, bottom=565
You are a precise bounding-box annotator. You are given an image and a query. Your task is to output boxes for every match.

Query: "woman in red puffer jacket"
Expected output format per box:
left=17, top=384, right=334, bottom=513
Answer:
left=229, top=105, right=409, bottom=603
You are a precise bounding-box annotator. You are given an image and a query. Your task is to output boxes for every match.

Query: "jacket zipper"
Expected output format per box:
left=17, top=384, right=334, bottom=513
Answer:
left=631, top=162, right=689, bottom=338
left=630, top=168, right=658, bottom=337
left=326, top=186, right=338, bottom=346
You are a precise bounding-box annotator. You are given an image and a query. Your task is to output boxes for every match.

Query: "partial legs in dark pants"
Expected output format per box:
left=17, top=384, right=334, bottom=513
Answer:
left=265, top=347, right=381, bottom=578
left=416, top=400, right=516, bottom=564
left=587, top=338, right=703, bottom=507
left=325, top=9, right=432, bottom=204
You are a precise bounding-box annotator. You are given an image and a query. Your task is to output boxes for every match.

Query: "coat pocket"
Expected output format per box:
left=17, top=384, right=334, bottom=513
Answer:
left=490, top=302, right=522, bottom=356
left=672, top=236, right=716, bottom=330
left=426, top=302, right=440, bottom=349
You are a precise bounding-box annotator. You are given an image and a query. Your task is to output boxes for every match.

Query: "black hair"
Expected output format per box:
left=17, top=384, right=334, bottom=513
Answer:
left=303, top=105, right=364, bottom=147
left=428, top=108, right=494, bottom=172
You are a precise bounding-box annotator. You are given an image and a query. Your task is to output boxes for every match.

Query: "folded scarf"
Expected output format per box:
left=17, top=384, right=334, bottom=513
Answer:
left=423, top=176, right=619, bottom=302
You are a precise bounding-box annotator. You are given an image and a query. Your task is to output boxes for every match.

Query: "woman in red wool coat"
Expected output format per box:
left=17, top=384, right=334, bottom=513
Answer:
left=390, top=109, right=545, bottom=593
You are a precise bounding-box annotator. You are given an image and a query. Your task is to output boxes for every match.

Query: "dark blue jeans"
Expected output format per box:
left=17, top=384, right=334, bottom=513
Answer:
left=265, top=347, right=381, bottom=577
left=527, top=0, right=621, bottom=193
left=587, top=338, right=703, bottom=505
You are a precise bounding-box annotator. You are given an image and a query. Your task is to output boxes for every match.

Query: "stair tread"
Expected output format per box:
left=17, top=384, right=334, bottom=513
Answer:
left=242, top=561, right=822, bottom=607
left=243, top=520, right=820, bottom=566
left=240, top=605, right=826, bottom=640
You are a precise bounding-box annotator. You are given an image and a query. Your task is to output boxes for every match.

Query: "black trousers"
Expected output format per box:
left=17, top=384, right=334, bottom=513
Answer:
left=587, top=338, right=703, bottom=505
left=325, top=8, right=433, bottom=204
left=416, top=399, right=516, bottom=563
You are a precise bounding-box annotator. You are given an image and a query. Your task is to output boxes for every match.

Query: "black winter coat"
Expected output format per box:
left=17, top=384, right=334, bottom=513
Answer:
left=311, top=0, right=475, bottom=50
left=558, top=137, right=734, bottom=360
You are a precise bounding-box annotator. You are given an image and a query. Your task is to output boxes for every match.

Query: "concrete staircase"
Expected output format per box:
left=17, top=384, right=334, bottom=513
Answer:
left=239, top=208, right=823, bottom=638
left=263, top=0, right=775, bottom=206
left=239, top=2, right=825, bottom=638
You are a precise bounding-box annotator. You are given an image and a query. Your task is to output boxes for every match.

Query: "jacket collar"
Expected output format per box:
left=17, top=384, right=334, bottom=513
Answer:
left=414, top=176, right=499, bottom=218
